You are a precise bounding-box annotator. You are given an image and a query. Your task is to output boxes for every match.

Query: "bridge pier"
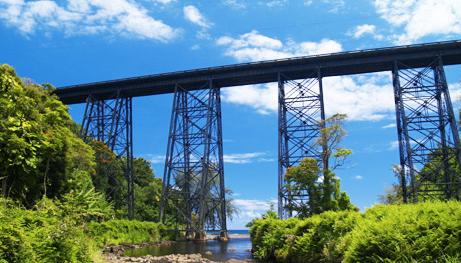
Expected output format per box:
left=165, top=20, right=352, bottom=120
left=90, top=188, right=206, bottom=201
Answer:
left=81, top=93, right=134, bottom=219
left=392, top=57, right=461, bottom=202
left=278, top=71, right=326, bottom=218
left=160, top=81, right=227, bottom=239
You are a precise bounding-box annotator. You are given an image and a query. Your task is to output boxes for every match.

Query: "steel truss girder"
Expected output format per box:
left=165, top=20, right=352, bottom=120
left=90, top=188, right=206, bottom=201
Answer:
left=81, top=93, right=134, bottom=219
left=278, top=71, right=326, bottom=219
left=393, top=57, right=461, bottom=202
left=160, top=81, right=227, bottom=237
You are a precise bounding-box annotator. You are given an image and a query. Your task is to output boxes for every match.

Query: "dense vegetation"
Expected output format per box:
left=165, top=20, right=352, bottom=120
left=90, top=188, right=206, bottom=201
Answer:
left=250, top=201, right=461, bottom=263
left=0, top=64, right=175, bottom=262
left=0, top=196, right=169, bottom=262
left=257, top=112, right=461, bottom=262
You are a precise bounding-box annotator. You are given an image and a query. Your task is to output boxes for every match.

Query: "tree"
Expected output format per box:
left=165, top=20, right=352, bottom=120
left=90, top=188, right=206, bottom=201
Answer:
left=0, top=64, right=96, bottom=206
left=284, top=114, right=355, bottom=217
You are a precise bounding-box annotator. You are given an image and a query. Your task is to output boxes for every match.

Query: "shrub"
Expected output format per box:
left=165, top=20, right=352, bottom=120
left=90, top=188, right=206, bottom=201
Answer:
left=87, top=219, right=164, bottom=246
left=250, top=201, right=461, bottom=263
left=342, top=201, right=461, bottom=263
left=0, top=198, right=94, bottom=263
left=250, top=217, right=299, bottom=261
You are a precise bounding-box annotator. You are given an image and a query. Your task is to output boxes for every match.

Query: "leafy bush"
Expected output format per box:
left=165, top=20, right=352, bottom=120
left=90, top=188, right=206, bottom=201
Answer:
left=87, top=219, right=164, bottom=246
left=0, top=198, right=95, bottom=263
left=0, top=197, right=171, bottom=262
left=250, top=201, right=461, bottom=263
left=342, top=201, right=461, bottom=263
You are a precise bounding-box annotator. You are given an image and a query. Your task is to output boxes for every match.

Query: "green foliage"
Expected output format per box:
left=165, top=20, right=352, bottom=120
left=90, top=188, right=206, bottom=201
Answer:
left=0, top=63, right=184, bottom=263
left=90, top=141, right=165, bottom=222
left=0, top=64, right=95, bottom=205
left=87, top=219, right=164, bottom=246
left=0, top=197, right=171, bottom=262
left=285, top=158, right=356, bottom=217
left=60, top=170, right=114, bottom=222
left=0, top=197, right=96, bottom=263
left=284, top=113, right=355, bottom=217
left=250, top=201, right=461, bottom=263
left=417, top=147, right=460, bottom=200
left=342, top=201, right=461, bottom=263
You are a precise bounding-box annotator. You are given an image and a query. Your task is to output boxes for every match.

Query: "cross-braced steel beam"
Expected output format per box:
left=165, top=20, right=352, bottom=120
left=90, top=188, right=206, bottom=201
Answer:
left=160, top=81, right=227, bottom=239
left=278, top=71, right=326, bottom=218
left=393, top=57, right=461, bottom=202
left=81, top=93, right=134, bottom=219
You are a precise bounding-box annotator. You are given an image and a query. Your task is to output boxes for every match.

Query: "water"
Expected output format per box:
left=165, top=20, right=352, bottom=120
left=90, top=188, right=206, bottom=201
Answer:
left=124, top=230, right=255, bottom=262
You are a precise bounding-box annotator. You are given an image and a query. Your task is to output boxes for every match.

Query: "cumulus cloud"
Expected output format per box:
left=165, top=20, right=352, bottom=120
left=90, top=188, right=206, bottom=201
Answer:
left=354, top=175, right=363, bottom=180
left=217, top=30, right=340, bottom=62
left=232, top=199, right=276, bottom=220
left=351, top=24, right=384, bottom=40
left=183, top=5, right=212, bottom=28
left=222, top=84, right=278, bottom=115
left=374, top=0, right=461, bottom=44
left=0, top=0, right=180, bottom=41
left=217, top=31, right=396, bottom=121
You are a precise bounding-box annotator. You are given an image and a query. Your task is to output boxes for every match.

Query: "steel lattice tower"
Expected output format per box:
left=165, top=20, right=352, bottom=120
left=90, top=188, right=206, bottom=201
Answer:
left=160, top=81, right=227, bottom=239
left=81, top=93, right=134, bottom=219
left=278, top=71, right=326, bottom=218
left=393, top=57, right=461, bottom=202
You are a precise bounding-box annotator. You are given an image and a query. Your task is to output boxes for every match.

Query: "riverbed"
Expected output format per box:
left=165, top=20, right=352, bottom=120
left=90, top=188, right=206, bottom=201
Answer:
left=123, top=231, right=254, bottom=262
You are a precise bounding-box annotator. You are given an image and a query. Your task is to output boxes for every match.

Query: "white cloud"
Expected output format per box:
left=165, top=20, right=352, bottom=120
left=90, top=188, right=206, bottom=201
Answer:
left=151, top=0, right=175, bottom=4
left=225, top=74, right=396, bottom=122
left=183, top=5, right=212, bottom=28
left=0, top=0, right=180, bottom=41
left=322, top=75, right=394, bottom=121
left=374, top=0, right=461, bottom=44
left=354, top=175, right=363, bottom=180
left=217, top=30, right=340, bottom=62
left=351, top=24, right=384, bottom=40
left=389, top=140, right=399, bottom=150
left=449, top=82, right=461, bottom=105
left=222, top=84, right=277, bottom=115
left=382, top=123, right=396, bottom=129
left=224, top=152, right=274, bottom=164
left=217, top=31, right=396, bottom=121
left=322, top=0, right=345, bottom=13
left=304, top=0, right=345, bottom=12
left=145, top=154, right=165, bottom=164
left=144, top=152, right=274, bottom=165
left=232, top=198, right=276, bottom=220
left=263, top=0, right=287, bottom=8
left=223, top=0, right=246, bottom=9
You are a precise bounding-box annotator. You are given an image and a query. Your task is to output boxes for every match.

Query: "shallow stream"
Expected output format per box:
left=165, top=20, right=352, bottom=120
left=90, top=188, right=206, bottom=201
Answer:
left=124, top=234, right=254, bottom=262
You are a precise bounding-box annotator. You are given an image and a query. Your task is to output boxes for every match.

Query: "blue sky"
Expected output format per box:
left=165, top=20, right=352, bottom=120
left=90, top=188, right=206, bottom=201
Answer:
left=1, top=0, right=461, bottom=229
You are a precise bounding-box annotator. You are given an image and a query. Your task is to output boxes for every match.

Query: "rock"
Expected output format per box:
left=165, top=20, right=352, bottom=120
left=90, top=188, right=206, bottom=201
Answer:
left=204, top=251, right=213, bottom=256
left=105, top=253, right=219, bottom=263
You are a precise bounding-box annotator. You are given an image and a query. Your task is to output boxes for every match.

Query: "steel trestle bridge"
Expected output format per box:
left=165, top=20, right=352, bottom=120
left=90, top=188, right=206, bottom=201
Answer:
left=56, top=40, right=461, bottom=237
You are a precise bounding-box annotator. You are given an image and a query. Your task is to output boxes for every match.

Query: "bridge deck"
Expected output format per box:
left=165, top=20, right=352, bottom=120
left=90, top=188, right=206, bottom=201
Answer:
left=56, top=40, right=461, bottom=104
